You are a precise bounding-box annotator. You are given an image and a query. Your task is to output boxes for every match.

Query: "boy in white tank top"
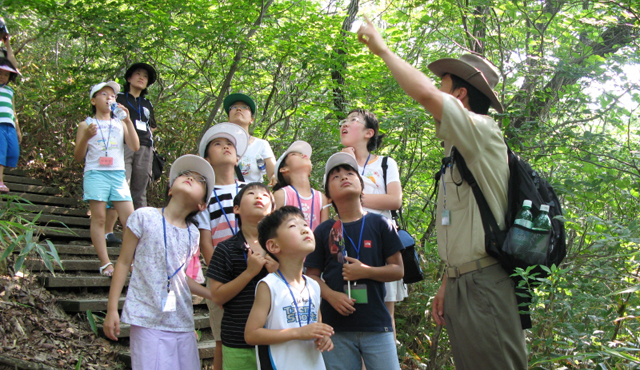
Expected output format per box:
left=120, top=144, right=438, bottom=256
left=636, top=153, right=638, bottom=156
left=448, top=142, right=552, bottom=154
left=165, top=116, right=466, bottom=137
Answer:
left=246, top=206, right=334, bottom=370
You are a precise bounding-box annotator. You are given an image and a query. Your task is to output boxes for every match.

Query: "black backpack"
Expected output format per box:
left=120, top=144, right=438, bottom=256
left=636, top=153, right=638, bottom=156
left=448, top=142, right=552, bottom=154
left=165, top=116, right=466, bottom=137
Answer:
left=443, top=144, right=566, bottom=328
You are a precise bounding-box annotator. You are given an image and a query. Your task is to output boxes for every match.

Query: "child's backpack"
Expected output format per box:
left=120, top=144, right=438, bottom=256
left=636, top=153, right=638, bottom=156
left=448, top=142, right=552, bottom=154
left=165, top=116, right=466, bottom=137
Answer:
left=443, top=143, right=567, bottom=328
left=381, top=156, right=424, bottom=284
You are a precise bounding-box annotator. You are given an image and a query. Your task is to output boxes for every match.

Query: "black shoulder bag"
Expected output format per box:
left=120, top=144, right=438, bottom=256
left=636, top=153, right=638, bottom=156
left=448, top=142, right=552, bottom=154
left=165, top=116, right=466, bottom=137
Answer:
left=382, top=156, right=424, bottom=284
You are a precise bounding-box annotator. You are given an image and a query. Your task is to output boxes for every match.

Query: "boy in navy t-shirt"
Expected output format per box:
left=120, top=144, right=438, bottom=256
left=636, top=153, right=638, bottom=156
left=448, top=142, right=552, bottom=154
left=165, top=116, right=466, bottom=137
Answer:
left=304, top=152, right=404, bottom=370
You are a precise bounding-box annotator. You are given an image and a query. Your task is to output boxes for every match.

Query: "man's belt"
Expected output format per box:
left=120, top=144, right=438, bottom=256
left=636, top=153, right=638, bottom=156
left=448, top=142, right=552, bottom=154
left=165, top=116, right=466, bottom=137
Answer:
left=446, top=256, right=499, bottom=278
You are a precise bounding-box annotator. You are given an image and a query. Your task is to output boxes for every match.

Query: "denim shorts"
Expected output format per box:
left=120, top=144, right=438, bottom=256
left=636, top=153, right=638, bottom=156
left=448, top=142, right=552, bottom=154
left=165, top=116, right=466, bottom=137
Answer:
left=0, top=122, right=19, bottom=168
left=83, top=170, right=132, bottom=203
left=322, top=331, right=400, bottom=370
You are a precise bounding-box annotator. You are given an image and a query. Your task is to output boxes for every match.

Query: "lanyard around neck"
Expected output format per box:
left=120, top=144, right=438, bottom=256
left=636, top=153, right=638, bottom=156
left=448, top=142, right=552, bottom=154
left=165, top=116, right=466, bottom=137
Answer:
left=290, top=185, right=314, bottom=230
left=341, top=214, right=366, bottom=260
left=361, top=152, right=372, bottom=175
left=214, top=181, right=239, bottom=236
left=162, top=208, right=192, bottom=293
left=94, top=117, right=113, bottom=157
left=276, top=270, right=312, bottom=327
left=125, top=92, right=142, bottom=120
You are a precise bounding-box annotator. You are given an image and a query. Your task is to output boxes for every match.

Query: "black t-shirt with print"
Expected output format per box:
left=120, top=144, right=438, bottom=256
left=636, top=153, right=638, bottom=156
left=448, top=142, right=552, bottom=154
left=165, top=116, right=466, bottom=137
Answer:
left=304, top=213, right=403, bottom=332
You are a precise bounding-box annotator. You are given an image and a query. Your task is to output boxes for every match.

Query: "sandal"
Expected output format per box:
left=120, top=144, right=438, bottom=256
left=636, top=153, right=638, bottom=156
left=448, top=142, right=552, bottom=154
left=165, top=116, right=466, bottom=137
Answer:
left=99, top=262, right=114, bottom=277
left=0, top=182, right=9, bottom=194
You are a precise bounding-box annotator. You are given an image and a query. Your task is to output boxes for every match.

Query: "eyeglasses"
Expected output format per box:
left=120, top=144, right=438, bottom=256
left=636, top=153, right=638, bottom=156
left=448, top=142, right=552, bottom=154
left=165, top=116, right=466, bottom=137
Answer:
left=178, top=170, right=207, bottom=184
left=229, top=105, right=251, bottom=112
left=338, top=116, right=365, bottom=127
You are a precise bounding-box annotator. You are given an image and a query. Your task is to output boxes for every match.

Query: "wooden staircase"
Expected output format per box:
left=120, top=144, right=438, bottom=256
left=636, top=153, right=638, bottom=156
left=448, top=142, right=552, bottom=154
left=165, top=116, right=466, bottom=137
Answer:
left=2, top=168, right=215, bottom=368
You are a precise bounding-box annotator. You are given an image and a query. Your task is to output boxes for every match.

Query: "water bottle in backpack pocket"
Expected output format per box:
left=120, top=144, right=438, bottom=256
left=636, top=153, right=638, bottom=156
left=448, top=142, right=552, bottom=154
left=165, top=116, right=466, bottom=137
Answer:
left=504, top=203, right=552, bottom=265
left=504, top=225, right=550, bottom=265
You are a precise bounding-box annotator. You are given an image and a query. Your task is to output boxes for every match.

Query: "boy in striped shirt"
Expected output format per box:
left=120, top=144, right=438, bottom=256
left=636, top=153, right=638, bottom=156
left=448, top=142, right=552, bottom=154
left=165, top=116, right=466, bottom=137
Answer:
left=195, top=122, right=250, bottom=370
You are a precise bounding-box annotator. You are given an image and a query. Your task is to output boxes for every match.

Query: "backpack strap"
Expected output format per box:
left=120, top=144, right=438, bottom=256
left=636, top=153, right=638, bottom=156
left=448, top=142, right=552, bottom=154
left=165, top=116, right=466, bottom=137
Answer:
left=450, top=147, right=505, bottom=258
left=381, top=156, right=403, bottom=227
left=234, top=165, right=245, bottom=182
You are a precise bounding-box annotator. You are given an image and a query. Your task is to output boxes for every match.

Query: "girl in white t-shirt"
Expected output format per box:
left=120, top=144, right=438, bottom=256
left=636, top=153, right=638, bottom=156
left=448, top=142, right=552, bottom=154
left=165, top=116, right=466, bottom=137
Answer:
left=74, top=82, right=139, bottom=277
left=339, top=108, right=407, bottom=336
left=103, top=155, right=214, bottom=370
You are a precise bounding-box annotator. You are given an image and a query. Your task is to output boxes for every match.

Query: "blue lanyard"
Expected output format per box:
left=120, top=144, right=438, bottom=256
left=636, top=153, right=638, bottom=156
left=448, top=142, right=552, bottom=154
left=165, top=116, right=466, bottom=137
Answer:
left=341, top=214, right=366, bottom=260
left=361, top=152, right=372, bottom=175
left=290, top=185, right=314, bottom=230
left=162, top=208, right=192, bottom=293
left=95, top=117, right=112, bottom=157
left=276, top=270, right=312, bottom=327
left=125, top=92, right=143, bottom=121
left=214, top=181, right=239, bottom=236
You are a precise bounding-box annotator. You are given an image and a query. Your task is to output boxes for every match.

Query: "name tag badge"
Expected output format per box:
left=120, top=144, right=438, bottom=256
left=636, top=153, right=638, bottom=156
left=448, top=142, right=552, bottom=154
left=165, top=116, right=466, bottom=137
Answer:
left=344, top=283, right=368, bottom=304
left=99, top=157, right=113, bottom=166
left=135, top=120, right=147, bottom=131
left=442, top=209, right=451, bottom=226
left=162, top=291, right=177, bottom=312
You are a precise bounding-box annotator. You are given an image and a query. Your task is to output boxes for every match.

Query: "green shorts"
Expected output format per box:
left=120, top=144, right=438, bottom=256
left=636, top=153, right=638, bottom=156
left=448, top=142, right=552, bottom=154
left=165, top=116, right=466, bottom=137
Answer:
left=221, top=345, right=256, bottom=370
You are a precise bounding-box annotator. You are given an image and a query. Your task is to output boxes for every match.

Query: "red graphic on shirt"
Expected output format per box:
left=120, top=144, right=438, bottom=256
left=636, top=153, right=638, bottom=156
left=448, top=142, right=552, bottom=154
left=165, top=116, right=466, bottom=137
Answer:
left=329, top=221, right=346, bottom=264
left=364, top=240, right=372, bottom=248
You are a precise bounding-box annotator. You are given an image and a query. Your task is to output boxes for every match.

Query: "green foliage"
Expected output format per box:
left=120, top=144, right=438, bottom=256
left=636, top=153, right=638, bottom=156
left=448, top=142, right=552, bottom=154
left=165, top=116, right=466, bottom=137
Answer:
left=86, top=310, right=98, bottom=336
left=0, top=195, right=64, bottom=275
left=4, top=0, right=640, bottom=367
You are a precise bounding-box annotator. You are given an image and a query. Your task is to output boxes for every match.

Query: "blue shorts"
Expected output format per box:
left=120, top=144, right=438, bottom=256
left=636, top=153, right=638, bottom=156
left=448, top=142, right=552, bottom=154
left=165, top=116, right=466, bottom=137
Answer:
left=0, top=122, right=20, bottom=168
left=83, top=170, right=132, bottom=203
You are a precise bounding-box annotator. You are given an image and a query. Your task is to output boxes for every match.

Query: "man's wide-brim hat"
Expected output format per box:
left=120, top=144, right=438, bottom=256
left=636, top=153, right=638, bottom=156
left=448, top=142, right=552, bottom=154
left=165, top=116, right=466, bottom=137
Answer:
left=224, top=93, right=256, bottom=116
left=125, top=63, right=157, bottom=86
left=428, top=54, right=504, bottom=113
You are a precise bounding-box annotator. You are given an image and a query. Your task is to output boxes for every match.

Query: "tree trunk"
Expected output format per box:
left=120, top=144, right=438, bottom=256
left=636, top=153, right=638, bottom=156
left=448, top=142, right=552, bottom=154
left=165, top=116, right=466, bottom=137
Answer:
left=331, top=0, right=360, bottom=119
left=198, top=0, right=275, bottom=142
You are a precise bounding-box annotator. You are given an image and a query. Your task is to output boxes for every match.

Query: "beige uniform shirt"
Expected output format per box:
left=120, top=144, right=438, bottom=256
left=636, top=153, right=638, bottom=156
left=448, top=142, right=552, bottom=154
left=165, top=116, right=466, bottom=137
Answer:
left=435, top=93, right=509, bottom=267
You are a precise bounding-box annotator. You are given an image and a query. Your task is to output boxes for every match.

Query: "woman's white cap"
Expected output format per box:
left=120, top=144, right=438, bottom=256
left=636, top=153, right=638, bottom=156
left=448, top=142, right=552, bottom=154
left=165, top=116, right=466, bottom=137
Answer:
left=198, top=122, right=249, bottom=158
left=169, top=154, right=216, bottom=201
left=89, top=81, right=120, bottom=99
left=275, top=140, right=312, bottom=172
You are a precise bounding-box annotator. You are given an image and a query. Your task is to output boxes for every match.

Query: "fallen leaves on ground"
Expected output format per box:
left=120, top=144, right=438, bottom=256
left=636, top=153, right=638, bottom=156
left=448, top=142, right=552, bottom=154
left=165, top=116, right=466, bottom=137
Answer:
left=0, top=275, right=123, bottom=369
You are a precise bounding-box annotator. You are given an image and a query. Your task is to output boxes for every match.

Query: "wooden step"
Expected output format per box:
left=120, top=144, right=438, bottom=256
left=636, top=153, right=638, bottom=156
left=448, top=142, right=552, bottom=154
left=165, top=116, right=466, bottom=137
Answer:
left=12, top=193, right=81, bottom=207
left=57, top=297, right=126, bottom=312
left=39, top=275, right=129, bottom=288
left=15, top=245, right=120, bottom=257
left=1, top=182, right=60, bottom=195
left=25, top=259, right=101, bottom=271
left=21, top=213, right=91, bottom=227
left=118, top=340, right=216, bottom=366
left=58, top=296, right=208, bottom=312
left=5, top=168, right=29, bottom=177
left=3, top=203, right=89, bottom=217
left=48, top=244, right=121, bottom=256
left=2, top=174, right=44, bottom=186
left=40, top=227, right=90, bottom=238
left=100, top=314, right=211, bottom=339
